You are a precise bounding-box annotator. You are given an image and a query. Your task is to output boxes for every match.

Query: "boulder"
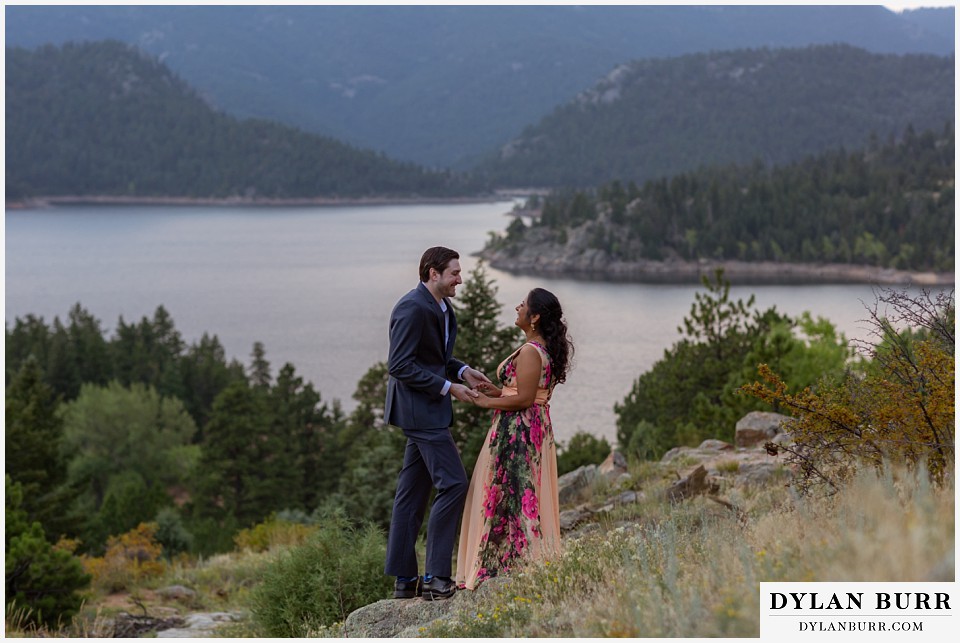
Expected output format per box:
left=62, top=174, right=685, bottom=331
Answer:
left=559, top=504, right=593, bottom=531
left=567, top=522, right=601, bottom=541
left=660, top=446, right=695, bottom=464
left=598, top=450, right=628, bottom=479
left=557, top=464, right=598, bottom=505
left=735, top=412, right=794, bottom=448
left=698, top=439, right=733, bottom=451
left=157, top=585, right=197, bottom=602
left=663, top=465, right=719, bottom=502
left=736, top=461, right=788, bottom=487
left=615, top=490, right=639, bottom=505
left=344, top=597, right=454, bottom=638
left=156, top=612, right=242, bottom=638
left=343, top=576, right=510, bottom=638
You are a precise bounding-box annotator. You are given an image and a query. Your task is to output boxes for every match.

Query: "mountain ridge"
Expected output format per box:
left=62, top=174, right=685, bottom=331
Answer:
left=5, top=5, right=954, bottom=167
left=475, top=44, right=955, bottom=188
left=5, top=41, right=482, bottom=201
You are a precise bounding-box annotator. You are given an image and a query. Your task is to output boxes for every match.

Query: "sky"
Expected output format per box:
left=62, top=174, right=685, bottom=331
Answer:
left=2, top=0, right=957, bottom=8
left=881, top=0, right=957, bottom=10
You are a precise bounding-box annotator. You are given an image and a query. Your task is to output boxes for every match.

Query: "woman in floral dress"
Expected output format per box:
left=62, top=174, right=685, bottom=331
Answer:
left=456, top=288, right=574, bottom=590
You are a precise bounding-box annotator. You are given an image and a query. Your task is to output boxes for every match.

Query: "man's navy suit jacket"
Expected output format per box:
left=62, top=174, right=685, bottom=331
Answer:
left=385, top=282, right=467, bottom=434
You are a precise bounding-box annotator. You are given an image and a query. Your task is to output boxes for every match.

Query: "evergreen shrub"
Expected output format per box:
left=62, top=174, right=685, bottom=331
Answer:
left=556, top=431, right=611, bottom=476
left=5, top=476, right=91, bottom=629
left=249, top=512, right=392, bottom=636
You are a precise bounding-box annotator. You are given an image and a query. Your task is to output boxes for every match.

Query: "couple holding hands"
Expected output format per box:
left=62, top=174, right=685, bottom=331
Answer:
left=384, top=246, right=574, bottom=600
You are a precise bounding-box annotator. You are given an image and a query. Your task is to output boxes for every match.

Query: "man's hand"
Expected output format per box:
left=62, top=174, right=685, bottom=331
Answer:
left=450, top=383, right=479, bottom=403
left=473, top=392, right=494, bottom=408
left=462, top=367, right=491, bottom=390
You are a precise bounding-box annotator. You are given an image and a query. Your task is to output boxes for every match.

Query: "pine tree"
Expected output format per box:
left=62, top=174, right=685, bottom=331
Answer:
left=5, top=476, right=91, bottom=629
left=178, top=332, right=246, bottom=440
left=333, top=363, right=405, bottom=528
left=193, top=381, right=277, bottom=527
left=65, top=303, right=112, bottom=388
left=4, top=357, right=76, bottom=539
left=249, top=341, right=272, bottom=389
left=268, top=362, right=341, bottom=510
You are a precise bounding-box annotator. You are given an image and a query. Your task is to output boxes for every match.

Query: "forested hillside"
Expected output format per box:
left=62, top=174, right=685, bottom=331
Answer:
left=5, top=5, right=953, bottom=167
left=5, top=41, right=481, bottom=200
left=476, top=45, right=954, bottom=188
left=485, top=126, right=954, bottom=273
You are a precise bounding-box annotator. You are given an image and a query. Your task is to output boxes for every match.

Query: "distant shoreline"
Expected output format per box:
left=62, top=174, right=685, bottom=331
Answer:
left=5, top=194, right=511, bottom=209
left=477, top=250, right=955, bottom=287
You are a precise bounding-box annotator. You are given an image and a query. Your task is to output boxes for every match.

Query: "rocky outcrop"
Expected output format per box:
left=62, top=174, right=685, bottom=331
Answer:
left=343, top=576, right=513, bottom=638
left=735, top=411, right=794, bottom=448
left=556, top=464, right=598, bottom=505
left=664, top=465, right=719, bottom=502
left=340, top=413, right=796, bottom=637
left=156, top=612, right=244, bottom=638
left=599, top=450, right=629, bottom=480
left=479, top=230, right=953, bottom=285
left=557, top=450, right=631, bottom=505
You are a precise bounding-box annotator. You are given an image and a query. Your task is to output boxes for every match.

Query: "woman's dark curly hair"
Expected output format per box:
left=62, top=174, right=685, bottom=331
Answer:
left=527, top=287, right=574, bottom=386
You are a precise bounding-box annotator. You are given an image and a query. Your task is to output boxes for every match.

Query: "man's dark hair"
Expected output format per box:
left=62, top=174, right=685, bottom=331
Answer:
left=419, top=246, right=460, bottom=282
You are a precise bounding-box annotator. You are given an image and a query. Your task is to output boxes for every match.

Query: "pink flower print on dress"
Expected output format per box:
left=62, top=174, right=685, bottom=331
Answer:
left=513, top=527, right=528, bottom=555
left=529, top=412, right=544, bottom=450
left=483, top=484, right=502, bottom=518
left=521, top=488, right=539, bottom=520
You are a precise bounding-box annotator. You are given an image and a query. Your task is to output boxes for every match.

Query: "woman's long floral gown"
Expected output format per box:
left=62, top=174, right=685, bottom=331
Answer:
left=456, top=341, right=561, bottom=590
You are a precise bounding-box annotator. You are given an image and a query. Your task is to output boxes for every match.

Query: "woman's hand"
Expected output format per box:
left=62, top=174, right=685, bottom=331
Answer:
left=475, top=381, right=502, bottom=397
left=473, top=391, right=494, bottom=408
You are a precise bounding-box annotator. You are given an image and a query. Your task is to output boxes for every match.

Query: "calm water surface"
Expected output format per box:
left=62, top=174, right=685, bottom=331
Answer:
left=5, top=203, right=891, bottom=443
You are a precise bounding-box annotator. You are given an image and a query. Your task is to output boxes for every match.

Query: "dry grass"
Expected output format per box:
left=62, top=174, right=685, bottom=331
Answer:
left=426, top=465, right=954, bottom=637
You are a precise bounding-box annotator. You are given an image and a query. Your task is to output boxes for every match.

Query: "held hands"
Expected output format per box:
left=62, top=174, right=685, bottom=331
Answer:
left=450, top=383, right=480, bottom=403
left=462, top=367, right=492, bottom=390
left=472, top=391, right=495, bottom=408
left=453, top=368, right=500, bottom=406
left=474, top=381, right=502, bottom=397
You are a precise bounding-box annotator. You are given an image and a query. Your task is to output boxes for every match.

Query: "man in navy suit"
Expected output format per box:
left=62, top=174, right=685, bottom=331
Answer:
left=384, top=246, right=490, bottom=601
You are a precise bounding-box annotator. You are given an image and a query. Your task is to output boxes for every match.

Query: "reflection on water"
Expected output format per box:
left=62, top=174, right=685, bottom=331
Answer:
left=5, top=203, right=915, bottom=443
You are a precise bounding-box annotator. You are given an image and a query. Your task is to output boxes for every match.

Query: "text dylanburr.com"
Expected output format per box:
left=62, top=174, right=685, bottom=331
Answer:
left=760, top=582, right=955, bottom=639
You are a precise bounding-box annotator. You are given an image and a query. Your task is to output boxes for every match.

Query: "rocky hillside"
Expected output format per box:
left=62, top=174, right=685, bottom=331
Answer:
left=342, top=411, right=797, bottom=637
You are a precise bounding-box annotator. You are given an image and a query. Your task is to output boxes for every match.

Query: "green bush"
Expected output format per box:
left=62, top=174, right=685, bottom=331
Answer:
left=5, top=476, right=91, bottom=629
left=154, top=508, right=194, bottom=557
left=556, top=431, right=611, bottom=476
left=249, top=511, right=392, bottom=635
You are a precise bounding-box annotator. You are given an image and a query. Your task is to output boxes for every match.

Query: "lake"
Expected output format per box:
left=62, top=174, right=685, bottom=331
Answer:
left=5, top=202, right=895, bottom=444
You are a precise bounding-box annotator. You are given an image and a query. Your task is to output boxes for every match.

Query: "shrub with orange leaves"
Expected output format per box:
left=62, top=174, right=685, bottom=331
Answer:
left=234, top=515, right=317, bottom=553
left=741, top=288, right=954, bottom=495
left=81, top=523, right=167, bottom=592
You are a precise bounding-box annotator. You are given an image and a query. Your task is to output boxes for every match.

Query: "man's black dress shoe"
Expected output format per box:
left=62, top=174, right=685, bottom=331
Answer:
left=393, top=576, right=421, bottom=599
left=421, top=576, right=457, bottom=601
